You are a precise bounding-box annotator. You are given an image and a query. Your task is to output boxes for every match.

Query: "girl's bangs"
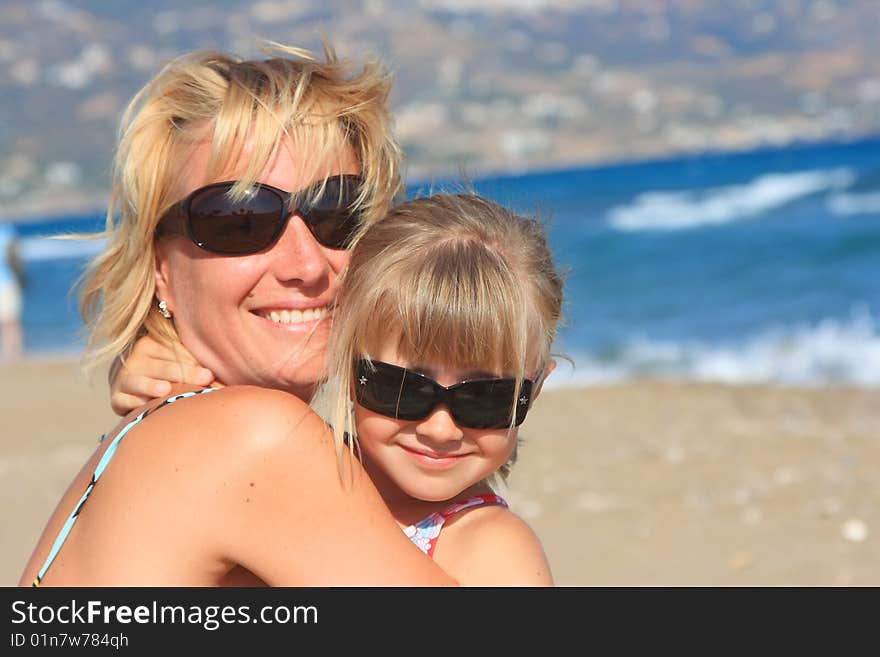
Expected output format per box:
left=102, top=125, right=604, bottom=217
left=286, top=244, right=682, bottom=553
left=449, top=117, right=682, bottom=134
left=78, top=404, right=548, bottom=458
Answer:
left=357, top=244, right=536, bottom=377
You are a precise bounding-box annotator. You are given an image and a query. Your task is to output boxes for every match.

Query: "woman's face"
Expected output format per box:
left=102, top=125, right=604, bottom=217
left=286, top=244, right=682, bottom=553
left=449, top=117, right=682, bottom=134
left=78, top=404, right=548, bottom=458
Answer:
left=154, top=136, right=359, bottom=398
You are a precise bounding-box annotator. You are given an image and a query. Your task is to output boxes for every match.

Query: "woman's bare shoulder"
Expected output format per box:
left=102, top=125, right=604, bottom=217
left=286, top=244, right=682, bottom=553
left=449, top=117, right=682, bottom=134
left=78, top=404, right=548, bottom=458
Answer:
left=99, top=385, right=336, bottom=507
left=39, top=384, right=453, bottom=586
left=126, top=385, right=330, bottom=454
left=20, top=386, right=339, bottom=586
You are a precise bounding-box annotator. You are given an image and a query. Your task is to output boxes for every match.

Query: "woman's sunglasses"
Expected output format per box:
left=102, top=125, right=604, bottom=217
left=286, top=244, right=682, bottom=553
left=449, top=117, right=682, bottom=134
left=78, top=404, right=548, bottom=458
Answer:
left=155, top=175, right=364, bottom=255
left=354, top=359, right=534, bottom=430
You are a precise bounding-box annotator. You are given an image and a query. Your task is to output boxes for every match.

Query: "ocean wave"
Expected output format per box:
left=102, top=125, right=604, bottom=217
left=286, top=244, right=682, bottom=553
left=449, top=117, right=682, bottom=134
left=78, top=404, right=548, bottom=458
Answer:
left=607, top=167, right=855, bottom=231
left=826, top=191, right=880, bottom=217
left=547, top=305, right=880, bottom=388
left=19, top=236, right=106, bottom=261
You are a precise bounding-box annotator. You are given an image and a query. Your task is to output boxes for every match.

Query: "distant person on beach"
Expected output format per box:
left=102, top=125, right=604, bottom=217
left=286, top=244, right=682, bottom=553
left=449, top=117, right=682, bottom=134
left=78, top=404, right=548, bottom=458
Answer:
left=0, top=223, right=24, bottom=361
left=20, top=43, right=562, bottom=586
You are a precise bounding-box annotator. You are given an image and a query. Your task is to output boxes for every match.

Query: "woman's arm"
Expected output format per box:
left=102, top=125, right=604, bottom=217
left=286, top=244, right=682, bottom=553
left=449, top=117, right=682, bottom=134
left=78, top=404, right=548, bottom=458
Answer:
left=108, top=335, right=216, bottom=415
left=158, top=386, right=458, bottom=586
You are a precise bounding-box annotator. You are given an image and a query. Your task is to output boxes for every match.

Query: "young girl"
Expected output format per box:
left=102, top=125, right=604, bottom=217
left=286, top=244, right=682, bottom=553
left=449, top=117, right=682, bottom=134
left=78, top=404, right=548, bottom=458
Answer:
left=323, top=192, right=563, bottom=584
left=113, top=192, right=565, bottom=585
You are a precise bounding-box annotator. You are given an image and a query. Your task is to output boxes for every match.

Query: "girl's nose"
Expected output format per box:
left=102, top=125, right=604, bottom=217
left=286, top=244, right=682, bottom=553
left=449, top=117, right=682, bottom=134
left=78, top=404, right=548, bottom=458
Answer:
left=415, top=405, right=465, bottom=444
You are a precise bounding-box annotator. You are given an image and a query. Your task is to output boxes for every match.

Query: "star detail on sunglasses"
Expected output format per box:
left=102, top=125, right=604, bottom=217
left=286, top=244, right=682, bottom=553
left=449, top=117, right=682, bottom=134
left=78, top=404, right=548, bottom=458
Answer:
left=519, top=395, right=528, bottom=406
left=359, top=376, right=368, bottom=385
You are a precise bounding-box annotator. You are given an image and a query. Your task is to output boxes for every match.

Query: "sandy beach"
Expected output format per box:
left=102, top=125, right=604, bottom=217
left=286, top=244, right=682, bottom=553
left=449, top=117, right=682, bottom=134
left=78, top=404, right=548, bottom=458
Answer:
left=2, top=357, right=878, bottom=586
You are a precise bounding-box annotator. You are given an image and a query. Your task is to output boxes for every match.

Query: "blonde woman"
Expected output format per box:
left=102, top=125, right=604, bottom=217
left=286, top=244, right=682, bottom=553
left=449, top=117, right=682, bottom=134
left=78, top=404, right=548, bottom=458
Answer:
left=20, top=44, right=455, bottom=586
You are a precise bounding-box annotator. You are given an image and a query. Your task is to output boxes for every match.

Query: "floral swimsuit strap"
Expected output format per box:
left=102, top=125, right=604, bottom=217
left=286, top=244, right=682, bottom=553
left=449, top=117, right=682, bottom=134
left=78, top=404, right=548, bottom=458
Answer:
left=403, top=493, right=508, bottom=557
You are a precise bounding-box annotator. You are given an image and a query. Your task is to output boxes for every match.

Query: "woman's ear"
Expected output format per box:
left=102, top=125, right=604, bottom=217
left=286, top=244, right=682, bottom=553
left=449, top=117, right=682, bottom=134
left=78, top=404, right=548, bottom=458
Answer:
left=532, top=359, right=556, bottom=403
left=154, top=242, right=175, bottom=310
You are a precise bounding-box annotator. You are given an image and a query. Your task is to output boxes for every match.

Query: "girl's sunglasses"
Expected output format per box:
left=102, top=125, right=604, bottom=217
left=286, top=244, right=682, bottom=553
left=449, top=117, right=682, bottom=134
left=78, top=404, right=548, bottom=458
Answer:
left=354, top=359, right=534, bottom=430
left=155, top=175, right=364, bottom=255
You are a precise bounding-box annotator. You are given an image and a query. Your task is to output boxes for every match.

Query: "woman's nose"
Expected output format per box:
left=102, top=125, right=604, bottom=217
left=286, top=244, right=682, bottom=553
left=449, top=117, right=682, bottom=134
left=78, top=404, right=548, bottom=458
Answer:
left=268, top=214, right=334, bottom=286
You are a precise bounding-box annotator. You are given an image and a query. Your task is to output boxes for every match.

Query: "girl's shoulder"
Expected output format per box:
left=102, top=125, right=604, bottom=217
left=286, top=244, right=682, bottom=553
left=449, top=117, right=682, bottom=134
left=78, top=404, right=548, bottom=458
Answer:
left=438, top=496, right=530, bottom=543
left=432, top=496, right=554, bottom=586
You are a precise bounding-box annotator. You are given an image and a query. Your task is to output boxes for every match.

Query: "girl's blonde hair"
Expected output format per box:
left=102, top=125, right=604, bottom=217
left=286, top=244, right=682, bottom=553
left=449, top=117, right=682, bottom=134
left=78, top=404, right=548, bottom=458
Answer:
left=78, top=42, right=402, bottom=374
left=325, top=193, right=565, bottom=486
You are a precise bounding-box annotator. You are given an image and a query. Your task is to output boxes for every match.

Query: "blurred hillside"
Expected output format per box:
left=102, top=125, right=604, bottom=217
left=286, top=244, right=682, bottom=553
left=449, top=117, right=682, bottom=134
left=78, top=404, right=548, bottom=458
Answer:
left=1, top=0, right=878, bottom=220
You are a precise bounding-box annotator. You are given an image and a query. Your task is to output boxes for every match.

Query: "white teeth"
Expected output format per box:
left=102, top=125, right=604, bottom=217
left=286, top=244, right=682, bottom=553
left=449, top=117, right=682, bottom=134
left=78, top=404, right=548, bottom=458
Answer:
left=260, top=306, right=328, bottom=325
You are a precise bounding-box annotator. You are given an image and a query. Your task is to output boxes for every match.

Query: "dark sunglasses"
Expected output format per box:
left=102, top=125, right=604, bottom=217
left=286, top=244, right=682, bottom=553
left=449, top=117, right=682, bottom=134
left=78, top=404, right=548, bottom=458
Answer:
left=354, top=359, right=534, bottom=430
left=155, top=175, right=365, bottom=255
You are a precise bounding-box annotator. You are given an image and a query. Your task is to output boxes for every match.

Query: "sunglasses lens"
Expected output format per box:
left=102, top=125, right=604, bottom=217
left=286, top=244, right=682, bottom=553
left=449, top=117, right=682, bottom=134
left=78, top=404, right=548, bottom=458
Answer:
left=301, top=178, right=363, bottom=249
left=188, top=185, right=283, bottom=254
left=355, top=361, right=435, bottom=421
left=304, top=207, right=360, bottom=249
left=451, top=379, right=523, bottom=429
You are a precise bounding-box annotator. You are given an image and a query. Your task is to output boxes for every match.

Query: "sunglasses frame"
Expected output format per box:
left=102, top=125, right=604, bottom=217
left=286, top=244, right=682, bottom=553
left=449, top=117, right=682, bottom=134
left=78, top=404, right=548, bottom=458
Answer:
left=155, top=174, right=365, bottom=255
left=354, top=359, right=535, bottom=430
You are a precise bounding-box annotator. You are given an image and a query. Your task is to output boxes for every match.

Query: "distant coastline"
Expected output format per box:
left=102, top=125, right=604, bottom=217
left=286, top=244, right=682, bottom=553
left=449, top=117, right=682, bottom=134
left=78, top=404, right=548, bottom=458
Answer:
left=4, top=132, right=879, bottom=225
left=5, top=1, right=880, bottom=229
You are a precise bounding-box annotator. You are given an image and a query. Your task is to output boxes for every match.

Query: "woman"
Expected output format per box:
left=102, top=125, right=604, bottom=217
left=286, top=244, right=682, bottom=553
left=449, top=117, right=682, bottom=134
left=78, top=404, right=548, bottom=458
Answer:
left=20, top=43, right=456, bottom=586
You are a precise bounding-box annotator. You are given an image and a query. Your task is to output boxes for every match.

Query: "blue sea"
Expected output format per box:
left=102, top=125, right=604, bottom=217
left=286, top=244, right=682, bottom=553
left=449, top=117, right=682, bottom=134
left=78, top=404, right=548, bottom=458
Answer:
left=9, top=136, right=880, bottom=388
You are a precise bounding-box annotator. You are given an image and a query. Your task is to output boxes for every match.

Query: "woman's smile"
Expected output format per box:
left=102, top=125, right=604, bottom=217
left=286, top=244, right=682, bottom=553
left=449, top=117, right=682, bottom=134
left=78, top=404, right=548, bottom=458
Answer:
left=253, top=305, right=332, bottom=329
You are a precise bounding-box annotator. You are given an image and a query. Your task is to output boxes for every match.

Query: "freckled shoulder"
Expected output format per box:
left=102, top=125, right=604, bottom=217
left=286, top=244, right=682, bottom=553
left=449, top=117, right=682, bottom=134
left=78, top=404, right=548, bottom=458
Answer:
left=19, top=386, right=339, bottom=586
left=191, top=385, right=331, bottom=450
left=108, top=385, right=338, bottom=505
left=139, top=385, right=332, bottom=454
left=113, top=385, right=345, bottom=579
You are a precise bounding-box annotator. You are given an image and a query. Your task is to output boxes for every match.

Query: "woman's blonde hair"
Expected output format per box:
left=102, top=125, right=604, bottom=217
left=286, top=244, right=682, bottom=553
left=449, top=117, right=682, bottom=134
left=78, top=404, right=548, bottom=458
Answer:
left=325, top=193, right=565, bottom=486
left=78, top=42, right=402, bottom=374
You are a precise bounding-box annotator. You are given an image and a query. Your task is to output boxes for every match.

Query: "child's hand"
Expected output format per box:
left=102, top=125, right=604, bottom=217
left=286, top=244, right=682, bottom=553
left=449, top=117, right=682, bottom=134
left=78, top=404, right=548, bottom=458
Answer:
left=108, top=335, right=217, bottom=415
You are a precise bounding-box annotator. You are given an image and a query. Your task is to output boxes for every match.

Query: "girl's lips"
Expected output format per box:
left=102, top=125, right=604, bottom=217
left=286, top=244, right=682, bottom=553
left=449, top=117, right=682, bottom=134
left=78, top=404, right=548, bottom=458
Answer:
left=400, top=445, right=469, bottom=469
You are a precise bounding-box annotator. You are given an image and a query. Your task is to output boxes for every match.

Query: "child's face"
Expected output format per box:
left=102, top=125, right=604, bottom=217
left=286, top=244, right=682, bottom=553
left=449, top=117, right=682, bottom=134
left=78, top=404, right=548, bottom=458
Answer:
left=353, top=343, right=519, bottom=503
